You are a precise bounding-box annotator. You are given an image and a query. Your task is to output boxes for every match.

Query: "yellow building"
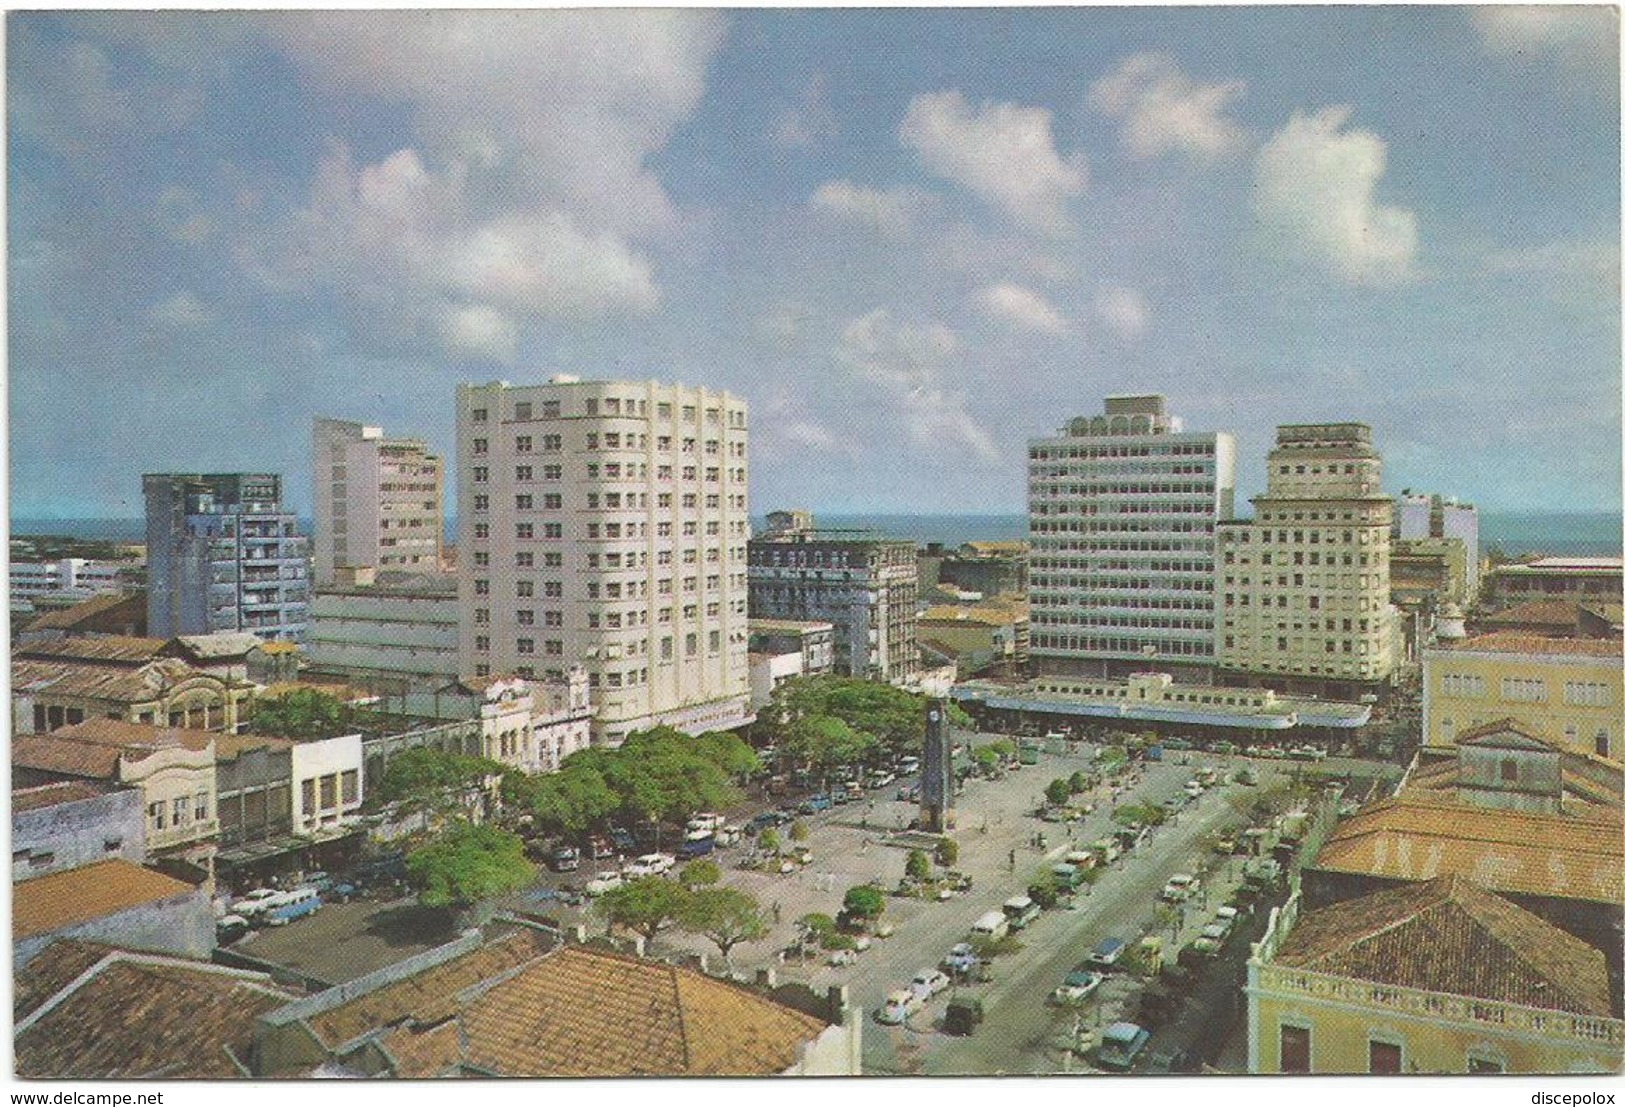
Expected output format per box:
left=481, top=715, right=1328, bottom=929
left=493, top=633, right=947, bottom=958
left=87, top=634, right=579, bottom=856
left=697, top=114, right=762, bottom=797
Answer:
left=1422, top=632, right=1622, bottom=757
left=1249, top=876, right=1623, bottom=1074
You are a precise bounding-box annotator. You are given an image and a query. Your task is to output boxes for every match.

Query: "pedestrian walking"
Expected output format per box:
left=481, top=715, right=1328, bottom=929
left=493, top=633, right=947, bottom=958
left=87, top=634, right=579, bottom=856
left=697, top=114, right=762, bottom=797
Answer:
left=772, top=901, right=782, bottom=924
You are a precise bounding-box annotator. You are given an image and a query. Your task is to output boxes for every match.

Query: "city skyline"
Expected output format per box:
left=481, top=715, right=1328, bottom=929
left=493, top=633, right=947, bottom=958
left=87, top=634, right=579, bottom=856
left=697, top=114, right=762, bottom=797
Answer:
left=10, top=8, right=1621, bottom=520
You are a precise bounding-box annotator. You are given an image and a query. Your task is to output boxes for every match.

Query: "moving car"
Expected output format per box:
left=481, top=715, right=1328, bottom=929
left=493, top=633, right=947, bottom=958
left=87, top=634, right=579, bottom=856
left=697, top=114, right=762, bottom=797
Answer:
left=909, top=969, right=951, bottom=1000
left=1050, top=970, right=1104, bottom=1005
left=878, top=990, right=924, bottom=1025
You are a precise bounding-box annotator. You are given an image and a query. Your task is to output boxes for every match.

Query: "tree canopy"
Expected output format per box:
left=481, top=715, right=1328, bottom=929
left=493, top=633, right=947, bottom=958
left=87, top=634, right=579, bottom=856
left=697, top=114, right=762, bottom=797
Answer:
left=841, top=884, right=886, bottom=920
left=595, top=876, right=691, bottom=944
left=248, top=687, right=367, bottom=739
left=679, top=886, right=768, bottom=965
left=405, top=821, right=534, bottom=908
left=377, top=748, right=506, bottom=816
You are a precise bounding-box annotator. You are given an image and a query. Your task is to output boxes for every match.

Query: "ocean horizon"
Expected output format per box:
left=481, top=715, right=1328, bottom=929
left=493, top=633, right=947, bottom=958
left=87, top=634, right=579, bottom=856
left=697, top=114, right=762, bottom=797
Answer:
left=12, top=509, right=1623, bottom=558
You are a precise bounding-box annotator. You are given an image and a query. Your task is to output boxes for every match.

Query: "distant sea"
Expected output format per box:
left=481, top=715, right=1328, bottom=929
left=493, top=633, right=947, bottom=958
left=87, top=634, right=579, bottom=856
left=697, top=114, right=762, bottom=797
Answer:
left=12, top=509, right=1623, bottom=558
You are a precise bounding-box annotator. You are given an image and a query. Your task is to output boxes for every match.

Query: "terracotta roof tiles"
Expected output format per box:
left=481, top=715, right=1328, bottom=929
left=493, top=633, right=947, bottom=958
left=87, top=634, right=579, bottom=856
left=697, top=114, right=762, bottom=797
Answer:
left=14, top=939, right=119, bottom=1020
left=11, top=779, right=123, bottom=813
left=14, top=860, right=198, bottom=941
left=1440, top=633, right=1623, bottom=658
left=22, top=592, right=143, bottom=631
left=1277, top=876, right=1614, bottom=1016
left=15, top=636, right=168, bottom=665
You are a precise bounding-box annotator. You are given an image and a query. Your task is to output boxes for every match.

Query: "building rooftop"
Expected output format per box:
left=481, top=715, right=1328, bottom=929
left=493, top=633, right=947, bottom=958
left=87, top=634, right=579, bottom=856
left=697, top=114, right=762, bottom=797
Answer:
left=15, top=944, right=295, bottom=1078
left=12, top=779, right=124, bottom=814
left=214, top=733, right=298, bottom=758
left=1501, top=557, right=1624, bottom=573
left=1478, top=600, right=1624, bottom=637
left=1313, top=796, right=1623, bottom=904
left=1432, top=632, right=1623, bottom=658
left=919, top=601, right=1028, bottom=626
left=21, top=591, right=144, bottom=632
left=14, top=635, right=168, bottom=665
left=14, top=860, right=197, bottom=941
left=1276, top=876, right=1613, bottom=1017
left=170, top=632, right=266, bottom=660
left=747, top=617, right=836, bottom=634
left=15, top=721, right=212, bottom=781
left=958, top=540, right=1029, bottom=557
left=12, top=656, right=233, bottom=703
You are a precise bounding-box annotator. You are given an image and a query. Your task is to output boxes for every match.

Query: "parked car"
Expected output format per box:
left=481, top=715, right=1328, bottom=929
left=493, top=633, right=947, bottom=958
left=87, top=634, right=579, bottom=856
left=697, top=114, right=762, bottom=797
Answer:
left=583, top=834, right=616, bottom=861
left=1096, top=1022, right=1153, bottom=1071
left=745, top=811, right=781, bottom=834
left=877, top=989, right=924, bottom=1025
left=799, top=794, right=833, bottom=814
left=898, top=757, right=921, bottom=775
left=584, top=871, right=625, bottom=897
left=1051, top=970, right=1104, bottom=1005
left=1161, top=874, right=1200, bottom=903
left=215, top=914, right=251, bottom=944
left=549, top=845, right=581, bottom=873
left=687, top=813, right=726, bottom=833
left=624, top=853, right=676, bottom=878
left=676, top=833, right=716, bottom=860
left=1088, top=937, right=1128, bottom=969
left=230, top=888, right=287, bottom=917
left=263, top=888, right=321, bottom=927
left=869, top=770, right=896, bottom=788
left=909, top=969, right=951, bottom=1000
left=609, top=827, right=637, bottom=853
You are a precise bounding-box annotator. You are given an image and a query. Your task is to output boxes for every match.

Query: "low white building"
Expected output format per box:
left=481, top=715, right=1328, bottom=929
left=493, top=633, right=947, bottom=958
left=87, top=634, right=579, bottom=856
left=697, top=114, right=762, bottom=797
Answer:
left=305, top=576, right=460, bottom=688
left=290, top=733, right=364, bottom=839
left=11, top=558, right=128, bottom=613
left=476, top=669, right=594, bottom=774
left=749, top=651, right=806, bottom=710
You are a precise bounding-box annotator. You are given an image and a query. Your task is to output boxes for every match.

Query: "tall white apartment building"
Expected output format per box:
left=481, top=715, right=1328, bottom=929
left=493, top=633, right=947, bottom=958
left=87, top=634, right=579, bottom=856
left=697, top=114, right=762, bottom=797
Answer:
left=1397, top=489, right=1481, bottom=600
left=1216, top=423, right=1400, bottom=699
left=454, top=377, right=752, bottom=746
left=1027, top=395, right=1236, bottom=682
left=313, top=419, right=444, bottom=585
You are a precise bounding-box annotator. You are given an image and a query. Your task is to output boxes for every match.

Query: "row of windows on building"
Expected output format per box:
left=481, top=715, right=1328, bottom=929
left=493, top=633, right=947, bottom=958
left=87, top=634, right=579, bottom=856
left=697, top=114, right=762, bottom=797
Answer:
left=467, top=497, right=747, bottom=525
left=1277, top=1026, right=1502, bottom=1075
left=1030, top=481, right=1217, bottom=497
left=1437, top=675, right=1613, bottom=706
left=1033, top=595, right=1212, bottom=613
left=471, top=399, right=745, bottom=426
left=1033, top=578, right=1216, bottom=596
left=1224, top=575, right=1385, bottom=594
left=1030, top=443, right=1217, bottom=461
left=148, top=793, right=211, bottom=831
left=1033, top=503, right=1218, bottom=519
left=1029, top=635, right=1213, bottom=656
left=1225, top=634, right=1377, bottom=655
left=1034, top=522, right=1218, bottom=538
left=473, top=598, right=745, bottom=627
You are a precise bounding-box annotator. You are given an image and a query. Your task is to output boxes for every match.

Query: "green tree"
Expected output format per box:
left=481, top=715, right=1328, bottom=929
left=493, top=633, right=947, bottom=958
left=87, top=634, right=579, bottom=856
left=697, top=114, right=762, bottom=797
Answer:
left=935, top=836, right=960, bottom=868
left=525, top=764, right=621, bottom=836
left=798, top=912, right=837, bottom=938
left=679, top=886, right=768, bottom=970
left=788, top=820, right=810, bottom=843
left=842, top=884, right=886, bottom=921
left=972, top=747, right=1001, bottom=775
left=595, top=877, right=692, bottom=946
left=904, top=848, right=932, bottom=882
left=759, top=828, right=782, bottom=856
left=988, top=738, right=1017, bottom=759
left=782, top=714, right=876, bottom=772
left=1026, top=869, right=1060, bottom=908
left=405, top=822, right=534, bottom=909
left=1068, top=771, right=1088, bottom=794
left=1045, top=778, right=1072, bottom=807
left=248, top=687, right=360, bottom=739
left=377, top=748, right=506, bottom=819
left=679, top=859, right=722, bottom=890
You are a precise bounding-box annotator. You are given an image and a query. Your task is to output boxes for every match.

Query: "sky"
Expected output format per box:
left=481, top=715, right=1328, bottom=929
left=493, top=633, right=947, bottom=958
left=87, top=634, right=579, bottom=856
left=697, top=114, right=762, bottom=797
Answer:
left=8, top=7, right=1621, bottom=520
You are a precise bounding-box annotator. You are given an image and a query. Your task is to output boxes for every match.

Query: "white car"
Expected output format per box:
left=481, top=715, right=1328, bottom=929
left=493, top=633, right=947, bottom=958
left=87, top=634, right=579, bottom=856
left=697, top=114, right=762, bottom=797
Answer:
left=624, top=853, right=675, bottom=878
left=231, top=888, right=288, bottom=916
left=686, top=813, right=726, bottom=833
left=878, top=989, right=924, bottom=1025
left=584, top=871, right=625, bottom=897
left=1051, top=970, right=1104, bottom=1005
left=1161, top=874, right=1200, bottom=902
left=910, top=969, right=951, bottom=1000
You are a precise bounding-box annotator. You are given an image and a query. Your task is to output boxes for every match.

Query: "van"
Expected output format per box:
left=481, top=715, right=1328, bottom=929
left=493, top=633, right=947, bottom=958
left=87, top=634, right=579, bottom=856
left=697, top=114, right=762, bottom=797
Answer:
left=970, top=910, right=1009, bottom=941
left=1002, top=894, right=1042, bottom=931
left=1051, top=863, right=1085, bottom=892
left=263, top=888, right=321, bottom=927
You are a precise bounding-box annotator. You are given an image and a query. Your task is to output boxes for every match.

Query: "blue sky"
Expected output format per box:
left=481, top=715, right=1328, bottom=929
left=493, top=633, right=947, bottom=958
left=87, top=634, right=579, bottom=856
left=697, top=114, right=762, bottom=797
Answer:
left=8, top=8, right=1620, bottom=519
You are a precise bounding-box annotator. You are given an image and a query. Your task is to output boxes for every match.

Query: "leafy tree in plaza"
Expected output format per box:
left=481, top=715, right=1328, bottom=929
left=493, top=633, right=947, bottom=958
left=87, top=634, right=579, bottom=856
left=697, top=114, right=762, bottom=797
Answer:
left=405, top=821, right=534, bottom=909
left=1026, top=869, right=1061, bottom=908
left=972, top=747, right=1001, bottom=775
left=842, top=884, right=886, bottom=921
left=987, top=738, right=1017, bottom=760
left=248, top=687, right=363, bottom=739
left=526, top=763, right=621, bottom=835
left=687, top=731, right=764, bottom=780
left=595, top=876, right=692, bottom=946
left=1045, top=778, right=1072, bottom=807
left=1153, top=903, right=1182, bottom=936
left=904, top=848, right=932, bottom=882
left=782, top=714, right=877, bottom=773
left=788, top=820, right=810, bottom=843
left=679, top=859, right=722, bottom=890
left=935, top=836, right=960, bottom=867
left=759, top=828, right=782, bottom=856
left=680, top=886, right=768, bottom=970
left=1068, top=771, right=1089, bottom=794
left=377, top=747, right=507, bottom=819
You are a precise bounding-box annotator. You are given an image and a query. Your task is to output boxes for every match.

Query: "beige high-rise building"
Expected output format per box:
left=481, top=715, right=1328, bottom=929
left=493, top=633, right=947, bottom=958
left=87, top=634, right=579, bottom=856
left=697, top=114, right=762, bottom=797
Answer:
left=1216, top=423, right=1399, bottom=699
left=313, top=419, right=444, bottom=585
left=454, top=377, right=752, bottom=746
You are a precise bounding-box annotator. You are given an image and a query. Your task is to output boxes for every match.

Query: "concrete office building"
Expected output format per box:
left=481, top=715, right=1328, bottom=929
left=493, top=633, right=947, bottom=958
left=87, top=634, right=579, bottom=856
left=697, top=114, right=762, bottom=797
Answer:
left=455, top=377, right=752, bottom=746
left=1216, top=424, right=1400, bottom=700
left=1396, top=490, right=1480, bottom=601
left=312, top=419, right=444, bottom=585
left=144, top=473, right=309, bottom=642
left=748, top=513, right=919, bottom=682
left=1027, top=394, right=1235, bottom=682
left=305, top=574, right=460, bottom=689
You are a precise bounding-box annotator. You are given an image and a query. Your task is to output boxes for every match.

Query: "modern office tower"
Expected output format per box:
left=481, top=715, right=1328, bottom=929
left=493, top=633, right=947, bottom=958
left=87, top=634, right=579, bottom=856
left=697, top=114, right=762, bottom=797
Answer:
left=748, top=511, right=920, bottom=682
left=1215, top=423, right=1400, bottom=699
left=1026, top=395, right=1236, bottom=682
left=143, top=473, right=310, bottom=642
left=454, top=377, right=752, bottom=746
left=1397, top=489, right=1480, bottom=600
left=312, top=419, right=444, bottom=586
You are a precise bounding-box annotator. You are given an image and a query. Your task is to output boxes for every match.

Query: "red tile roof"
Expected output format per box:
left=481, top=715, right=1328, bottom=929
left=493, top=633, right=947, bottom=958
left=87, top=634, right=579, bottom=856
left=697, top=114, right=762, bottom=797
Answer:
left=15, top=636, right=168, bottom=665
left=56, top=716, right=213, bottom=753
left=15, top=952, right=295, bottom=1078
left=1439, top=633, right=1623, bottom=658
left=1277, top=876, right=1613, bottom=1016
left=11, top=780, right=123, bottom=813
left=21, top=592, right=144, bottom=632
left=14, top=860, right=198, bottom=940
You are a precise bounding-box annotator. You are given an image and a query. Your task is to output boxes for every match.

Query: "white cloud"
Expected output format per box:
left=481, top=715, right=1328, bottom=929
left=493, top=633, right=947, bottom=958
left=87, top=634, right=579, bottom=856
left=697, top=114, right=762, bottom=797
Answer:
left=1254, top=107, right=1418, bottom=285
left=899, top=90, right=1086, bottom=236
left=809, top=181, right=922, bottom=235
left=1093, top=286, right=1150, bottom=338
left=1473, top=7, right=1617, bottom=68
left=1485, top=238, right=1621, bottom=302
left=1088, top=52, right=1248, bottom=162
left=149, top=291, right=210, bottom=329
left=976, top=284, right=1069, bottom=334
left=775, top=73, right=840, bottom=149
left=837, top=308, right=999, bottom=462
left=439, top=304, right=518, bottom=362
